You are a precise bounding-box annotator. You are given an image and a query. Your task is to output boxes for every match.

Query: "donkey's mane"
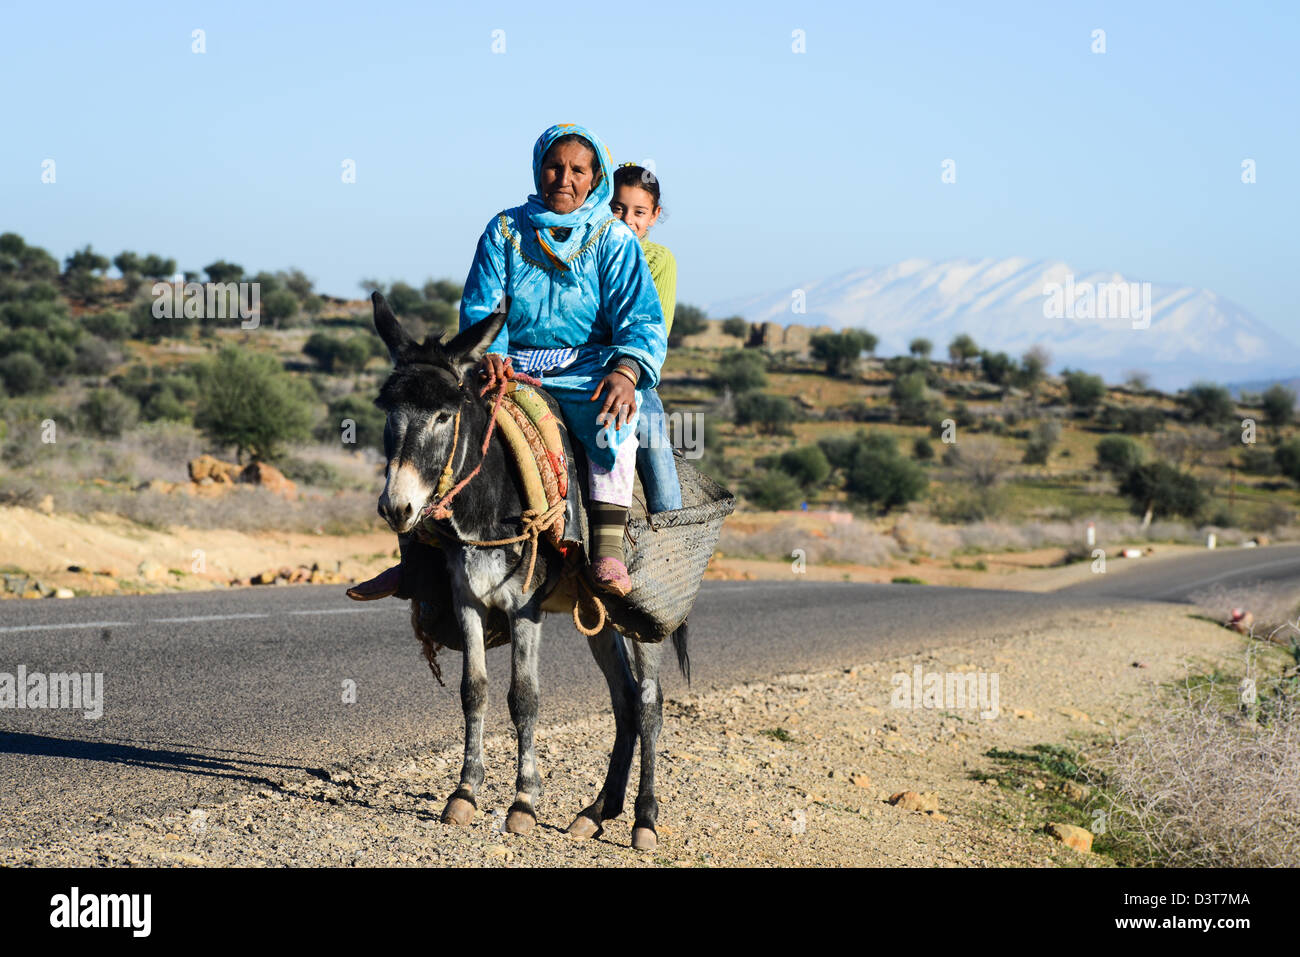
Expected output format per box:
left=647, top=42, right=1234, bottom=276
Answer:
left=377, top=335, right=465, bottom=411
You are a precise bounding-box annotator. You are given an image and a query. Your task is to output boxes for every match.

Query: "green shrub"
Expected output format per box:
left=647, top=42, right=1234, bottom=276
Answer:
left=193, top=347, right=315, bottom=460
left=811, top=329, right=876, bottom=377
left=742, top=469, right=802, bottom=510
left=980, top=351, right=1016, bottom=386
left=1095, top=434, right=1144, bottom=476
left=1277, top=440, right=1300, bottom=484
left=817, top=434, right=860, bottom=471
left=734, top=391, right=796, bottom=435
left=1238, top=447, right=1277, bottom=475
left=845, top=433, right=927, bottom=513
left=82, top=310, right=133, bottom=341
left=712, top=349, right=767, bottom=393
left=1022, top=420, right=1061, bottom=465
left=777, top=444, right=831, bottom=489
left=316, top=394, right=386, bottom=452
left=304, top=333, right=372, bottom=374
left=261, top=288, right=300, bottom=328
left=0, top=352, right=47, bottom=395
left=1262, top=384, right=1296, bottom=435
left=722, top=317, right=748, bottom=338
left=278, top=456, right=344, bottom=489
left=668, top=304, right=707, bottom=346
left=79, top=388, right=140, bottom=437
left=1119, top=462, right=1205, bottom=519
left=1063, top=369, right=1107, bottom=410
left=1180, top=382, right=1235, bottom=426
left=891, top=370, right=938, bottom=425
left=73, top=336, right=116, bottom=376
left=913, top=436, right=935, bottom=460
left=947, top=334, right=979, bottom=369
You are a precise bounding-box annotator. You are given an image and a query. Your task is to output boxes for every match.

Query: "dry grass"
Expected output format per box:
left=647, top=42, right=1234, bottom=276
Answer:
left=1092, top=638, right=1300, bottom=867
left=717, top=518, right=900, bottom=566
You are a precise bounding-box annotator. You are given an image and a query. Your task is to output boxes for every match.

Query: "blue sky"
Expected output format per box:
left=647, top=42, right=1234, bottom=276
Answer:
left=3, top=0, right=1297, bottom=340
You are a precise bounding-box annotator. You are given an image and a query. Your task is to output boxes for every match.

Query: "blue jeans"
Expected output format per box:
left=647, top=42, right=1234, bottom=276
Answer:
left=636, top=388, right=683, bottom=513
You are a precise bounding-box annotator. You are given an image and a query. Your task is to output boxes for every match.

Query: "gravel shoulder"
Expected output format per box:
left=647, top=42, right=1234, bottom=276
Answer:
left=2, top=601, right=1245, bottom=867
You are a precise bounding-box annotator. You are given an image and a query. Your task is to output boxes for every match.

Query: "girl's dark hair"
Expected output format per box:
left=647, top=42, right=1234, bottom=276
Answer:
left=614, top=164, right=662, bottom=208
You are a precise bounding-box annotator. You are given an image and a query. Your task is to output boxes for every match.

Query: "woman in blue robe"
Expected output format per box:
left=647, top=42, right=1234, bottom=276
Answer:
left=460, top=122, right=668, bottom=595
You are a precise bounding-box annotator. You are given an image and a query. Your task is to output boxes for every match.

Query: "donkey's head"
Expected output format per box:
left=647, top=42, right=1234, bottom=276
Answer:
left=371, top=292, right=505, bottom=534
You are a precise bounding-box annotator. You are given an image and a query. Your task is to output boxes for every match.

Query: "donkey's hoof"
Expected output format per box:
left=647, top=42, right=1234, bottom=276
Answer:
left=441, top=796, right=476, bottom=826
left=631, top=826, right=657, bottom=851
left=566, top=814, right=602, bottom=839
left=505, top=806, right=536, bottom=836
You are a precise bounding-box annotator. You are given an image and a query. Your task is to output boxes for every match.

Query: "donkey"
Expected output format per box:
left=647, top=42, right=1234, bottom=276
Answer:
left=371, top=292, right=684, bottom=850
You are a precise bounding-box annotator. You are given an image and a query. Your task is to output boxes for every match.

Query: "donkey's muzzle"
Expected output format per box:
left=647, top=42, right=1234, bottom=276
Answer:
left=378, top=496, right=416, bottom=533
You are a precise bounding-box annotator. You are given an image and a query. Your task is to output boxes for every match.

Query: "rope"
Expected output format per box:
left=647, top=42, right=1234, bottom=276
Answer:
left=456, top=499, right=566, bottom=593
left=414, top=364, right=600, bottom=631
left=565, top=562, right=608, bottom=636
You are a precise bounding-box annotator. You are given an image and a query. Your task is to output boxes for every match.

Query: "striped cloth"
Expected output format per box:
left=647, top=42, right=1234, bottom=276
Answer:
left=506, top=346, right=579, bottom=376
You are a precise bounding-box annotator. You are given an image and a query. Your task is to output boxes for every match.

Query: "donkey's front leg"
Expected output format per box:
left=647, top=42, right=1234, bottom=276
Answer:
left=504, top=606, right=544, bottom=835
left=442, top=603, right=489, bottom=826
left=630, top=640, right=665, bottom=851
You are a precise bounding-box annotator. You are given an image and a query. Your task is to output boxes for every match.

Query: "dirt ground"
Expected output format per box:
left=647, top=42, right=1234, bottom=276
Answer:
left=0, top=505, right=395, bottom=595
left=2, top=602, right=1243, bottom=867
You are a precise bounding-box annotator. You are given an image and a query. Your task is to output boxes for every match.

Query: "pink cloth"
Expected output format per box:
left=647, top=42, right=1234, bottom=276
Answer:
left=588, top=426, right=638, bottom=505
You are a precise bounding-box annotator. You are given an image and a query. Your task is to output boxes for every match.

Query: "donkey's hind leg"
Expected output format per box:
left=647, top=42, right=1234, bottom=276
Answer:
left=505, top=605, right=544, bottom=835
left=442, top=603, right=488, bottom=827
left=629, top=638, right=665, bottom=851
left=567, top=626, right=638, bottom=839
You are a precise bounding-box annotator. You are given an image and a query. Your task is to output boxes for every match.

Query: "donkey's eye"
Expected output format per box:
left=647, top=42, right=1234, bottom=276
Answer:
left=435, top=412, right=451, bottom=425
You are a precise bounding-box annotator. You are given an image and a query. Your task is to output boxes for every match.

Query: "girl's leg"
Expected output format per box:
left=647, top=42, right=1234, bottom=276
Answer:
left=635, top=388, right=682, bottom=513
left=587, top=432, right=639, bottom=595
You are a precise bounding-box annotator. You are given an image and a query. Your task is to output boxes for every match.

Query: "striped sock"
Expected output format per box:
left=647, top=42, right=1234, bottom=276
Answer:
left=590, top=503, right=628, bottom=563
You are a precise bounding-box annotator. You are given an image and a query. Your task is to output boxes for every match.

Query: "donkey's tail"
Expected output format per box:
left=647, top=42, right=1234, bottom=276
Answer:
left=670, top=619, right=691, bottom=684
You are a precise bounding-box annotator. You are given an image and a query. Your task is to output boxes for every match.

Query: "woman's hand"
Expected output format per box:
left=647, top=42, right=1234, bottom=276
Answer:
left=591, top=370, right=636, bottom=431
left=475, top=354, right=513, bottom=393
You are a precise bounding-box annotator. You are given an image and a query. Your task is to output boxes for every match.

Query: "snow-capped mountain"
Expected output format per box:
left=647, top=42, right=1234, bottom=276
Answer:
left=707, top=258, right=1298, bottom=391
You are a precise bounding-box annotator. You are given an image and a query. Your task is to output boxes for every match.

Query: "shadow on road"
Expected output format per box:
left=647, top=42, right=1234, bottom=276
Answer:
left=0, top=731, right=327, bottom=792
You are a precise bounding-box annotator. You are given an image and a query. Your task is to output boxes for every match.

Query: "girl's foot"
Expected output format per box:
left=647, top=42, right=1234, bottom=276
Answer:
left=589, top=557, right=631, bottom=597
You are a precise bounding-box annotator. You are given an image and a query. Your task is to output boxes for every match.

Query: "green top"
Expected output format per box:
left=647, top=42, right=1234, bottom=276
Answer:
left=641, top=239, right=677, bottom=336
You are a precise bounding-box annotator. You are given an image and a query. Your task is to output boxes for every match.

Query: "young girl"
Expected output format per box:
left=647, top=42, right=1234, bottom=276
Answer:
left=610, top=164, right=682, bottom=513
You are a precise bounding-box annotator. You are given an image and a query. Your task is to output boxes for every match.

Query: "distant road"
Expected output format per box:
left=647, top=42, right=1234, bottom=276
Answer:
left=1060, top=542, right=1300, bottom=601
left=3, top=544, right=1299, bottom=848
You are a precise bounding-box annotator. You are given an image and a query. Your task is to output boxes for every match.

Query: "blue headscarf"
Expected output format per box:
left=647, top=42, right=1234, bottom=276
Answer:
left=524, top=123, right=616, bottom=233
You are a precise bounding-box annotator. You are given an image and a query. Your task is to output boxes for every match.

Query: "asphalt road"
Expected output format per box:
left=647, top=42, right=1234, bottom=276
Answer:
left=3, top=543, right=1299, bottom=847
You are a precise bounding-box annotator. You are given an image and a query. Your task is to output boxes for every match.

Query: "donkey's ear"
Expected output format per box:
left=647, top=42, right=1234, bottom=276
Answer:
left=444, top=302, right=508, bottom=379
left=372, top=291, right=416, bottom=363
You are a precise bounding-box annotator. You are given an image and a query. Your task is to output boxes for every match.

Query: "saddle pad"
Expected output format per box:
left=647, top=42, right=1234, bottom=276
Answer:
left=505, top=382, right=568, bottom=498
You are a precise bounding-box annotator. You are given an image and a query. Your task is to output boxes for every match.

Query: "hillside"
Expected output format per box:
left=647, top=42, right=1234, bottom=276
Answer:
left=3, top=231, right=1300, bottom=597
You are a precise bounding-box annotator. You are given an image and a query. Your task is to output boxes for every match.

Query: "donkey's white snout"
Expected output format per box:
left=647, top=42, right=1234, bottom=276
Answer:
left=379, top=463, right=430, bottom=533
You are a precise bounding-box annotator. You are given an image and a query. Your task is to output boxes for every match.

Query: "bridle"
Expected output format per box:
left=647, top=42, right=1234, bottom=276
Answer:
left=410, top=368, right=565, bottom=592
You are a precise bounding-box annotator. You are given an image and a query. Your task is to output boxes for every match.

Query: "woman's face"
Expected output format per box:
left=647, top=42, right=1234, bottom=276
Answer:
left=539, top=140, right=597, bottom=214
left=610, top=184, right=661, bottom=239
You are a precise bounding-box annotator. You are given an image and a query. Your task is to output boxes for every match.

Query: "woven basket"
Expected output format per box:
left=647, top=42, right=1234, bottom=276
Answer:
left=614, top=451, right=736, bottom=642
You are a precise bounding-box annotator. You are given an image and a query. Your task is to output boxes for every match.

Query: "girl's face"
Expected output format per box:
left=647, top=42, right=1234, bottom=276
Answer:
left=610, top=184, right=661, bottom=239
